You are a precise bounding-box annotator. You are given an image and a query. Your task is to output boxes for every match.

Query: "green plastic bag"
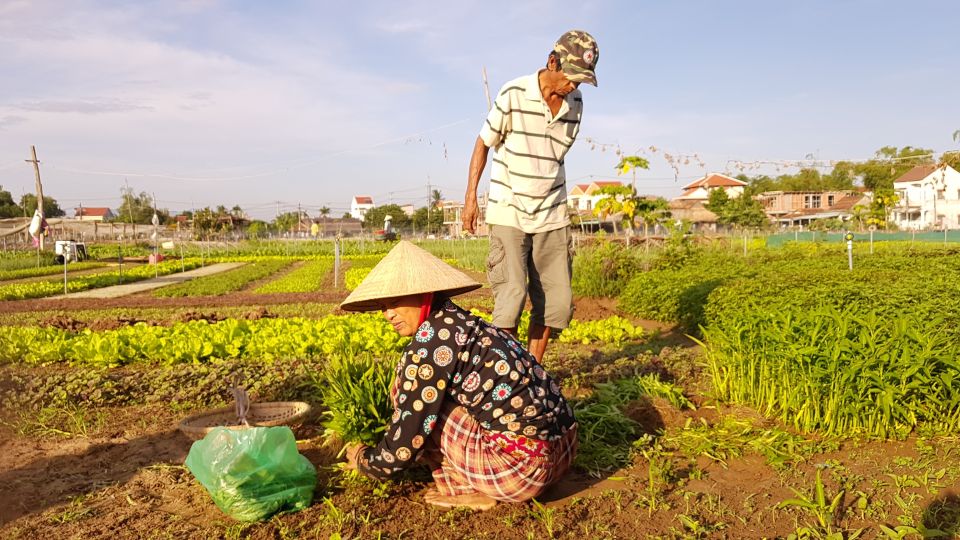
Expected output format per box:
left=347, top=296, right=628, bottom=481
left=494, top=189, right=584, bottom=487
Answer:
left=185, top=426, right=316, bottom=522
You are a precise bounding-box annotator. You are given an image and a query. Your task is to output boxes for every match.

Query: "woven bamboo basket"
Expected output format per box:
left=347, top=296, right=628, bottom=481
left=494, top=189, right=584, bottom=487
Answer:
left=178, top=401, right=312, bottom=441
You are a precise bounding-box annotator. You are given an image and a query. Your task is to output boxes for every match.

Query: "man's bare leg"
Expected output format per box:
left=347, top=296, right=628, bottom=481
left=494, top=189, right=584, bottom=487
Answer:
left=527, top=322, right=551, bottom=362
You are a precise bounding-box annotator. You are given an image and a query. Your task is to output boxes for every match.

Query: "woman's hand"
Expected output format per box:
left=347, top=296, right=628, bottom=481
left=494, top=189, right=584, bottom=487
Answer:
left=343, top=443, right=368, bottom=470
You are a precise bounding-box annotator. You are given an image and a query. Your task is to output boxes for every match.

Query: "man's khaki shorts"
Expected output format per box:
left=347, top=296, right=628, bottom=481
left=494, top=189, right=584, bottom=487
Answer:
left=487, top=224, right=573, bottom=330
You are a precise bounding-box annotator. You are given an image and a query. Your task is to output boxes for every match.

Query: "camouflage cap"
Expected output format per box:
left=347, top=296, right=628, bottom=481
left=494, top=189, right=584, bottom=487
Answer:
left=553, top=30, right=599, bottom=86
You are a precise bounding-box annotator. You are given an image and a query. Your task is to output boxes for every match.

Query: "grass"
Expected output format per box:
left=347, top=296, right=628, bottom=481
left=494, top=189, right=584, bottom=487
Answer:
left=7, top=405, right=105, bottom=438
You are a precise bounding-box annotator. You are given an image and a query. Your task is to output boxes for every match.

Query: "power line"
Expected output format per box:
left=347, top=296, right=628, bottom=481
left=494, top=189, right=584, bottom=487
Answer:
left=33, top=117, right=473, bottom=183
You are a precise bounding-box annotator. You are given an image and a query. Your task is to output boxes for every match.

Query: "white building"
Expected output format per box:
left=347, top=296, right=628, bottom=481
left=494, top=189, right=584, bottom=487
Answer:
left=350, top=196, right=375, bottom=220
left=892, top=165, right=960, bottom=230
left=675, top=173, right=747, bottom=200
left=567, top=180, right=625, bottom=212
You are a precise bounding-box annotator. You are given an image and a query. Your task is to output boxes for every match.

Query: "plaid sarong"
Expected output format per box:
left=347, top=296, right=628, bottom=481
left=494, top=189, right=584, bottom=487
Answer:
left=425, top=405, right=577, bottom=503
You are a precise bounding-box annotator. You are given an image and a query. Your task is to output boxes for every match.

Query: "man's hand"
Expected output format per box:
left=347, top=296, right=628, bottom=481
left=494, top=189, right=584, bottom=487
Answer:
left=462, top=198, right=479, bottom=235
left=343, top=442, right=368, bottom=471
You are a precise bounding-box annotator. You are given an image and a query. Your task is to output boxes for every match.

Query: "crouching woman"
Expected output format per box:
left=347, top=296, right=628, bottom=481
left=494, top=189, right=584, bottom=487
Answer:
left=339, top=241, right=577, bottom=511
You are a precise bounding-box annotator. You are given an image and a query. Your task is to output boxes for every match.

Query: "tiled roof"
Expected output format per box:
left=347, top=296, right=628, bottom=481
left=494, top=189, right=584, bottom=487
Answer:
left=830, top=194, right=865, bottom=211
left=354, top=196, right=374, bottom=204
left=893, top=165, right=938, bottom=183
left=75, top=207, right=112, bottom=217
left=682, top=173, right=747, bottom=190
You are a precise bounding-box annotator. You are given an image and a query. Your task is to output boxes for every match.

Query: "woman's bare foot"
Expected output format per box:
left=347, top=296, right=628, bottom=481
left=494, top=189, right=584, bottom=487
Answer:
left=424, top=487, right=497, bottom=511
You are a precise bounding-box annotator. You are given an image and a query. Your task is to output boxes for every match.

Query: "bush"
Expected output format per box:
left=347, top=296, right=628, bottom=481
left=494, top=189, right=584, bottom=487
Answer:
left=572, top=240, right=645, bottom=297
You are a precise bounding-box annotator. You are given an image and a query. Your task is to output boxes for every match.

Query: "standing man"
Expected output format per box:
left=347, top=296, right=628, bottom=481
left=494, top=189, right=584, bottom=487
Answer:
left=462, top=30, right=599, bottom=362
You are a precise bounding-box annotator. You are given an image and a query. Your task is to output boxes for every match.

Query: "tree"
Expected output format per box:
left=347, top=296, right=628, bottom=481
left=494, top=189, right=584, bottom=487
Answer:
left=849, top=204, right=868, bottom=232
left=230, top=205, right=244, bottom=218
left=363, top=205, right=411, bottom=232
left=247, top=220, right=269, bottom=238
left=592, top=185, right=630, bottom=234
left=19, top=194, right=65, bottom=217
left=272, top=211, right=301, bottom=234
left=412, top=206, right=443, bottom=233
left=0, top=186, right=20, bottom=218
left=853, top=146, right=933, bottom=191
left=615, top=155, right=651, bottom=191
left=634, top=197, right=671, bottom=241
left=319, top=206, right=331, bottom=218
left=115, top=187, right=166, bottom=224
left=704, top=188, right=768, bottom=229
left=866, top=190, right=899, bottom=229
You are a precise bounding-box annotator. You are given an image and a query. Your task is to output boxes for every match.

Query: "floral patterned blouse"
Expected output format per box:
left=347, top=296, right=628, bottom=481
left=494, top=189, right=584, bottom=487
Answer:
left=358, top=300, right=576, bottom=480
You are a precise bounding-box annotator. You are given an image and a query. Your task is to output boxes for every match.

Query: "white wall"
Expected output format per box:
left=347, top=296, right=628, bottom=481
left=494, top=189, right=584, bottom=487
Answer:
left=894, top=167, right=960, bottom=229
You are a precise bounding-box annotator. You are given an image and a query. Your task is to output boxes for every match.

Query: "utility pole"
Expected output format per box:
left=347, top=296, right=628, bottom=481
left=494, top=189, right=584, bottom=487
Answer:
left=152, top=192, right=159, bottom=278
left=427, top=179, right=432, bottom=237
left=25, top=146, right=45, bottom=250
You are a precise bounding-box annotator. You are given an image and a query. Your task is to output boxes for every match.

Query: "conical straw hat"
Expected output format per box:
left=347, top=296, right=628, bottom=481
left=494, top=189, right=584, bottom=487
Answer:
left=340, top=241, right=482, bottom=312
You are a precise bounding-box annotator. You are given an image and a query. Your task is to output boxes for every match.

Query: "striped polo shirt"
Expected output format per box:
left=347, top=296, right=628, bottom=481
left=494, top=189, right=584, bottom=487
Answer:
left=479, top=71, right=583, bottom=234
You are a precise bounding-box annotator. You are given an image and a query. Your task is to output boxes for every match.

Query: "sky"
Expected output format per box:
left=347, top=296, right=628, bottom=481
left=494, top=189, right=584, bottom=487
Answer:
left=1, top=0, right=958, bottom=221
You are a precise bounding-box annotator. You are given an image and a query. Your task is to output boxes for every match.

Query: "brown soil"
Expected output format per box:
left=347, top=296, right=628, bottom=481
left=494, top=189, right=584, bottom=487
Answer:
left=4, top=399, right=958, bottom=539
left=3, top=294, right=960, bottom=538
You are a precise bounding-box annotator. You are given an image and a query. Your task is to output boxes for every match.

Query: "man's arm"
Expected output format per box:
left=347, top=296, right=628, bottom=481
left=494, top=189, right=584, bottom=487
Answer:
left=462, top=136, right=490, bottom=235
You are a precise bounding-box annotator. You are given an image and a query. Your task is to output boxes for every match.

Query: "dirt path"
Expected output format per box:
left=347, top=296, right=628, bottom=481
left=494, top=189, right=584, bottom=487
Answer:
left=44, top=263, right=245, bottom=300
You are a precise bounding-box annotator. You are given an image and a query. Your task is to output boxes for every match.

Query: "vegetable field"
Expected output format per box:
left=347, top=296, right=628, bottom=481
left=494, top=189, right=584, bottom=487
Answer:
left=2, top=238, right=960, bottom=539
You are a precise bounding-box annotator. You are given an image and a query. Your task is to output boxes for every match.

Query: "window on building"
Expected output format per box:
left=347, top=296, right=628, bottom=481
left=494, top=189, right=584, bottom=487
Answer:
left=827, top=195, right=835, bottom=207
left=804, top=194, right=821, bottom=209
left=937, top=190, right=946, bottom=200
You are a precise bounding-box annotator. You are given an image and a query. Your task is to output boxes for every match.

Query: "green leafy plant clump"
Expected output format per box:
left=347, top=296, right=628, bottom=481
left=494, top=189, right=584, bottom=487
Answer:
left=573, top=373, right=691, bottom=476
left=701, top=307, right=960, bottom=439
left=314, top=354, right=395, bottom=446
left=0, top=313, right=408, bottom=367
left=0, top=261, right=106, bottom=282
left=572, top=240, right=647, bottom=297
left=557, top=316, right=645, bottom=346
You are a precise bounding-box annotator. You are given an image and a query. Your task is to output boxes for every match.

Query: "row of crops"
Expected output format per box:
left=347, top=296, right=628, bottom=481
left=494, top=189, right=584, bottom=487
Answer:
left=0, top=238, right=482, bottom=299
left=0, top=254, right=363, bottom=300
left=608, top=241, right=960, bottom=439
left=0, top=259, right=206, bottom=301
left=0, top=312, right=647, bottom=367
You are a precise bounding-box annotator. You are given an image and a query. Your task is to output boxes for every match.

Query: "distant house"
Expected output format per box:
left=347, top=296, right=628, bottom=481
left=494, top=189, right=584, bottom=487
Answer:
left=74, top=207, right=115, bottom=222
left=442, top=193, right=488, bottom=237
left=667, top=174, right=747, bottom=231
left=311, top=216, right=363, bottom=237
left=568, top=180, right=625, bottom=213
left=675, top=173, right=747, bottom=201
left=892, top=164, right=960, bottom=230
left=351, top=196, right=375, bottom=220
left=668, top=199, right=718, bottom=231
left=757, top=190, right=868, bottom=227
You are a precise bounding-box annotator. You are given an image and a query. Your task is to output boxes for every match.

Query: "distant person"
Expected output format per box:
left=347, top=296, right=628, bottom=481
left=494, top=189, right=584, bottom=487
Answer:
left=461, top=30, right=599, bottom=362
left=340, top=241, right=577, bottom=511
